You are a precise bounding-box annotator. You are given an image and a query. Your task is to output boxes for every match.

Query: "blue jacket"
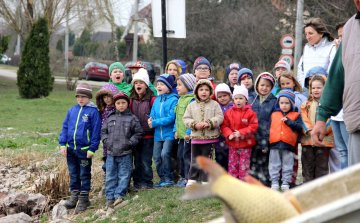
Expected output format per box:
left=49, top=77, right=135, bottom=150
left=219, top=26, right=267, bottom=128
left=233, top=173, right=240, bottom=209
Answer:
left=150, top=93, right=179, bottom=141
left=59, top=102, right=101, bottom=154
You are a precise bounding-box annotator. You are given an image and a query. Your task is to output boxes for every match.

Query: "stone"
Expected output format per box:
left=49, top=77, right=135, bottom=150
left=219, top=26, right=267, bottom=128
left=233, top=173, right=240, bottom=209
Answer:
left=2, top=193, right=46, bottom=216
left=52, top=200, right=70, bottom=220
left=41, top=160, right=50, bottom=167
left=49, top=220, right=75, bottom=223
left=11, top=168, right=20, bottom=174
left=106, top=208, right=114, bottom=216
left=97, top=187, right=105, bottom=198
left=0, top=212, right=34, bottom=223
left=0, top=169, right=8, bottom=174
left=114, top=200, right=129, bottom=210
left=27, top=193, right=46, bottom=216
left=95, top=209, right=107, bottom=217
left=132, top=195, right=139, bottom=201
left=83, top=217, right=91, bottom=221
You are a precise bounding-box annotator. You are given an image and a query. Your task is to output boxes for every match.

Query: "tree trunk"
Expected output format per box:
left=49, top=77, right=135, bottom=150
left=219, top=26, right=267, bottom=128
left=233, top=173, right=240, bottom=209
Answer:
left=111, top=22, right=119, bottom=61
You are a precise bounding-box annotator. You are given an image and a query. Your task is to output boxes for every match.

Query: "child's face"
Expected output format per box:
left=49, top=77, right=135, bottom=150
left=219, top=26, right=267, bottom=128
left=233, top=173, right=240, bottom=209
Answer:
left=257, top=78, right=272, bottom=96
left=228, top=70, right=238, bottom=85
left=103, top=95, right=114, bottom=106
left=134, top=80, right=147, bottom=96
left=176, top=79, right=189, bottom=96
left=241, top=77, right=253, bottom=89
left=76, top=95, right=90, bottom=107
left=279, top=77, right=295, bottom=90
left=233, top=95, right=247, bottom=108
left=167, top=64, right=179, bottom=77
left=197, top=85, right=211, bottom=102
left=115, top=99, right=128, bottom=112
left=311, top=80, right=324, bottom=100
left=194, top=65, right=210, bottom=80
left=131, top=68, right=141, bottom=78
left=157, top=82, right=170, bottom=95
left=111, top=69, right=124, bottom=84
left=279, top=97, right=291, bottom=113
left=275, top=67, right=287, bottom=78
left=217, top=92, right=231, bottom=106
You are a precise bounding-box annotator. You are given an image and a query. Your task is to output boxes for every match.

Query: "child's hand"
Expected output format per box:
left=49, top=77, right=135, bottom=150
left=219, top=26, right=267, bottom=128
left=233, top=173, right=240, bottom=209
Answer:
left=233, top=130, right=241, bottom=138
left=148, top=118, right=153, bottom=128
left=281, top=117, right=288, bottom=122
left=174, top=132, right=178, bottom=139
left=61, top=147, right=67, bottom=157
left=184, top=135, right=190, bottom=140
left=262, top=149, right=267, bottom=153
left=203, top=122, right=210, bottom=129
left=87, top=152, right=94, bottom=159
left=228, top=134, right=234, bottom=140
left=195, top=123, right=203, bottom=130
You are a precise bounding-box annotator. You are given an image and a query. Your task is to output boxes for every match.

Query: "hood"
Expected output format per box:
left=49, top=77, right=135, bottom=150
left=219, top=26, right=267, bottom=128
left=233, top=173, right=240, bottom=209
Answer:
left=194, top=79, right=215, bottom=103
left=304, top=66, right=327, bottom=88
left=159, top=92, right=180, bottom=102
left=254, top=72, right=275, bottom=95
left=84, top=101, right=97, bottom=108
left=95, top=84, right=118, bottom=109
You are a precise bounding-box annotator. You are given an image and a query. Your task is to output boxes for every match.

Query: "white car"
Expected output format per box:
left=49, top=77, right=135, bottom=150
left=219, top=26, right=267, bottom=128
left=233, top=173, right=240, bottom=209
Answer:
left=0, top=54, right=11, bottom=63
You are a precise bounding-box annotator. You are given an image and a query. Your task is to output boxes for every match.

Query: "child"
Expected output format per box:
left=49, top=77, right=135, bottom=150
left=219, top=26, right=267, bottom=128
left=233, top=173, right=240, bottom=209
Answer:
left=129, top=69, right=157, bottom=190
left=303, top=66, right=327, bottom=97
left=214, top=83, right=234, bottom=171
left=301, top=75, right=333, bottom=183
left=193, top=56, right=217, bottom=100
left=108, top=62, right=132, bottom=95
left=148, top=74, right=179, bottom=187
left=237, top=68, right=255, bottom=95
left=165, top=61, right=182, bottom=94
left=226, top=62, right=242, bottom=92
left=128, top=62, right=157, bottom=96
left=95, top=84, right=119, bottom=175
left=248, top=72, right=277, bottom=186
left=59, top=83, right=101, bottom=213
left=271, top=60, right=291, bottom=96
left=174, top=73, right=197, bottom=187
left=183, top=79, right=224, bottom=186
left=220, top=85, right=258, bottom=181
left=269, top=89, right=302, bottom=191
left=101, top=91, right=143, bottom=207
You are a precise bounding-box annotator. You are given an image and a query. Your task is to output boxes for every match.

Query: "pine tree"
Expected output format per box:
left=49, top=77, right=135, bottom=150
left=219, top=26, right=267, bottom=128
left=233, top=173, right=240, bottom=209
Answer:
left=17, top=17, right=54, bottom=98
left=56, top=39, right=63, bottom=52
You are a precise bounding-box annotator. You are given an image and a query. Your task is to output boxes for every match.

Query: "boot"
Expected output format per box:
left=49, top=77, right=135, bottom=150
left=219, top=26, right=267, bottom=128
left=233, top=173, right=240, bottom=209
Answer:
left=64, top=192, right=79, bottom=209
left=75, top=194, right=91, bottom=214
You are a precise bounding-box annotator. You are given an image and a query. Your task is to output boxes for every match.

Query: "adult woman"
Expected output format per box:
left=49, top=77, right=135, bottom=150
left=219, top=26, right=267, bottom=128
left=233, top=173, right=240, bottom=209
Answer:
left=297, top=18, right=336, bottom=88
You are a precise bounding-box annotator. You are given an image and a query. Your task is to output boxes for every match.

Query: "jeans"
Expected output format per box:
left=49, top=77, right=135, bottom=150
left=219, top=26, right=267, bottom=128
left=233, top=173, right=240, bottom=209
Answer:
left=102, top=157, right=107, bottom=173
left=133, top=138, right=154, bottom=188
left=105, top=154, right=132, bottom=199
left=153, top=140, right=175, bottom=182
left=331, top=120, right=349, bottom=169
left=66, top=148, right=92, bottom=193
left=178, top=139, right=191, bottom=179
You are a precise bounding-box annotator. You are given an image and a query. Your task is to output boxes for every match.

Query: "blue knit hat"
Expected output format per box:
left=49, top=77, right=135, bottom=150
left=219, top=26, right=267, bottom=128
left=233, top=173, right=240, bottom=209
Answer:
left=305, top=66, right=327, bottom=88
left=157, top=74, right=174, bottom=92
left=275, top=88, right=295, bottom=112
left=193, top=56, right=211, bottom=72
left=226, top=62, right=242, bottom=77
left=237, top=68, right=254, bottom=83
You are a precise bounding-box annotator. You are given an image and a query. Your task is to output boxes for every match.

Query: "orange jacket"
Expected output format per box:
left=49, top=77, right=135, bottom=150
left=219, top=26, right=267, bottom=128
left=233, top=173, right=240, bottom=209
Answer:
left=270, top=112, right=300, bottom=147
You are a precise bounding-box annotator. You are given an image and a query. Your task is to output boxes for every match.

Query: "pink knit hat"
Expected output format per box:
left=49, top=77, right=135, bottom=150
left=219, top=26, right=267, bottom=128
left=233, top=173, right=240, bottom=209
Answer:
left=232, top=85, right=248, bottom=100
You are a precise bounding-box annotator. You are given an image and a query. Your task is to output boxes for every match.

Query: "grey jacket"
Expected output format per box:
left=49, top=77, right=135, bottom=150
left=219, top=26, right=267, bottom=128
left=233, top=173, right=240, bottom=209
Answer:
left=101, top=109, right=143, bottom=157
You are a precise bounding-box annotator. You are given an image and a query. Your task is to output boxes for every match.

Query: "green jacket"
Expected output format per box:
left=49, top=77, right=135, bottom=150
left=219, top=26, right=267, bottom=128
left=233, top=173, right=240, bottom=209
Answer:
left=174, top=93, right=194, bottom=138
left=109, top=80, right=132, bottom=96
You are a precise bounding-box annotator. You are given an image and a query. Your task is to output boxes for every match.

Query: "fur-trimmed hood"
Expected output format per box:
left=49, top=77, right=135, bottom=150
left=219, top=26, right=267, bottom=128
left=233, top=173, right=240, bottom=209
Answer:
left=194, top=79, right=215, bottom=103
left=95, top=84, right=118, bottom=109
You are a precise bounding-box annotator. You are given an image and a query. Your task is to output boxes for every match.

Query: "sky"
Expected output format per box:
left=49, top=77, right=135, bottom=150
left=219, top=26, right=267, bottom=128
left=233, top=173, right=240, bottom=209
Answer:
left=115, top=0, right=151, bottom=27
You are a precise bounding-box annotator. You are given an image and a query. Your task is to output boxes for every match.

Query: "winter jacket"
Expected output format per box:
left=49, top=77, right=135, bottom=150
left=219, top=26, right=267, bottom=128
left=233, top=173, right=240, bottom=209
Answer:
left=150, top=93, right=179, bottom=141
left=130, top=92, right=156, bottom=136
left=220, top=104, right=258, bottom=149
left=276, top=91, right=306, bottom=114
left=101, top=109, right=143, bottom=157
left=271, top=83, right=281, bottom=96
left=174, top=92, right=194, bottom=139
left=269, top=111, right=302, bottom=152
left=109, top=80, right=132, bottom=96
left=183, top=79, right=224, bottom=140
left=215, top=102, right=234, bottom=149
left=59, top=102, right=101, bottom=155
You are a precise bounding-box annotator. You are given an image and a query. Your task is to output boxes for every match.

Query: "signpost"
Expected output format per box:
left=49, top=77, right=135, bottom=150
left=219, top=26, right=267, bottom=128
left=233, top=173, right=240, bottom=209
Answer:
left=279, top=54, right=294, bottom=67
left=280, top=34, right=295, bottom=67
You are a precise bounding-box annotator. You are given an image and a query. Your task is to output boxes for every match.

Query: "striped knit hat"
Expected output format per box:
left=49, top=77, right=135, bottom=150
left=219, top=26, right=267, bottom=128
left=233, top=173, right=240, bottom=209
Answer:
left=178, top=73, right=196, bottom=92
left=113, top=90, right=130, bottom=106
left=76, top=83, right=92, bottom=99
left=275, top=88, right=295, bottom=112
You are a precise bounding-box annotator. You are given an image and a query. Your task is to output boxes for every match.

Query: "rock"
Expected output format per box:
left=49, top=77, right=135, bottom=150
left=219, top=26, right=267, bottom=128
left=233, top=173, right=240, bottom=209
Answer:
left=90, top=198, right=97, bottom=204
left=112, top=217, right=118, bottom=221
left=49, top=220, right=75, bottom=223
left=106, top=208, right=114, bottom=216
left=95, top=209, right=107, bottom=217
left=0, top=193, right=8, bottom=206
left=0, top=212, right=34, bottom=223
left=83, top=217, right=91, bottom=221
left=2, top=193, right=46, bottom=216
left=11, top=168, right=20, bottom=174
left=114, top=200, right=129, bottom=210
left=132, top=195, right=139, bottom=201
left=27, top=194, right=46, bottom=216
left=41, top=160, right=50, bottom=167
left=97, top=187, right=105, bottom=198
left=52, top=200, right=70, bottom=220
left=0, top=169, right=8, bottom=174
left=35, top=162, right=41, bottom=168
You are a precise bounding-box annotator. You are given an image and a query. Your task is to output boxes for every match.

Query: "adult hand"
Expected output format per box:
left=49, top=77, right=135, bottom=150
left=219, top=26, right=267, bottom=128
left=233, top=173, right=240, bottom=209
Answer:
left=312, top=120, right=327, bottom=147
left=87, top=152, right=94, bottom=159
left=61, top=147, right=67, bottom=157
left=335, top=38, right=341, bottom=50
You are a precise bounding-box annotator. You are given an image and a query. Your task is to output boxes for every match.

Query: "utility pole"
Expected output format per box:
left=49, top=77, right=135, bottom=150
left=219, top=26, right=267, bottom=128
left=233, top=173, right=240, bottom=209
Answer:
left=133, top=0, right=139, bottom=62
left=64, top=10, right=69, bottom=77
left=294, top=0, right=304, bottom=78
left=161, top=0, right=167, bottom=71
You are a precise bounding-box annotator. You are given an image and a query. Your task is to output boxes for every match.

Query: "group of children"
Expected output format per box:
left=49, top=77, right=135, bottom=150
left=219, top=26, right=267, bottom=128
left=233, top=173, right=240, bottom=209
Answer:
left=59, top=56, right=334, bottom=212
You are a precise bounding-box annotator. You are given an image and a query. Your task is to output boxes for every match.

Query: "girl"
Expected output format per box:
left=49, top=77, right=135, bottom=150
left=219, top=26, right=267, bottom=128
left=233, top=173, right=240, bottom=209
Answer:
left=128, top=62, right=158, bottom=96
left=220, top=85, right=258, bottom=181
left=271, top=60, right=291, bottom=96
left=183, top=79, right=224, bottom=187
left=237, top=68, right=255, bottom=95
left=95, top=84, right=119, bottom=175
left=108, top=62, right=132, bottom=95
left=148, top=74, right=179, bottom=187
left=165, top=61, right=182, bottom=94
left=248, top=72, right=277, bottom=186
left=225, top=62, right=242, bottom=92
left=129, top=69, right=157, bottom=190
left=301, top=75, right=333, bottom=182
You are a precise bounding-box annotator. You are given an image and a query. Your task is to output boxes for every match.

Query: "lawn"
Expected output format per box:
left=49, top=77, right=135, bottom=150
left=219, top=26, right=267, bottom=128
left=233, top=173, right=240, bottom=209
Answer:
left=0, top=77, right=223, bottom=222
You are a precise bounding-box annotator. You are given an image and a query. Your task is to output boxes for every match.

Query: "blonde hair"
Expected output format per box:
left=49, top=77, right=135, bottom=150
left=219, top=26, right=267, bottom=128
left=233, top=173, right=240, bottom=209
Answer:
left=165, top=61, right=181, bottom=79
left=278, top=71, right=302, bottom=93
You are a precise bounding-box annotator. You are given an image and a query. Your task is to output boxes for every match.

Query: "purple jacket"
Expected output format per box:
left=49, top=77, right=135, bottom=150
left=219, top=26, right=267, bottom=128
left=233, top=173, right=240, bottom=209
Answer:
left=215, top=102, right=234, bottom=149
left=130, top=92, right=156, bottom=136
left=101, top=106, right=115, bottom=157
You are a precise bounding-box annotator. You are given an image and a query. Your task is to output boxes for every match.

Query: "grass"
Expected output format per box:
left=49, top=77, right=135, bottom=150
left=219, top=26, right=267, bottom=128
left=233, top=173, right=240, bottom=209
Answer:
left=0, top=64, right=18, bottom=71
left=0, top=76, right=223, bottom=222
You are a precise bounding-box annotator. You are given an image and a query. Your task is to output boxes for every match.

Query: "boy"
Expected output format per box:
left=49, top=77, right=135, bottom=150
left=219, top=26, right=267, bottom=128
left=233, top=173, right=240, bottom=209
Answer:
left=271, top=60, right=291, bottom=96
left=174, top=73, right=197, bottom=187
left=101, top=91, right=143, bottom=207
left=109, top=62, right=132, bottom=95
left=193, top=56, right=216, bottom=100
left=59, top=83, right=101, bottom=213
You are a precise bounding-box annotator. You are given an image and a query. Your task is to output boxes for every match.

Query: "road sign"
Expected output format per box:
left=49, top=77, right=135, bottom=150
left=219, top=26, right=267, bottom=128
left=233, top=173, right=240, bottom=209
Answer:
left=281, top=49, right=293, bottom=55
left=280, top=34, right=295, bottom=49
left=279, top=54, right=294, bottom=67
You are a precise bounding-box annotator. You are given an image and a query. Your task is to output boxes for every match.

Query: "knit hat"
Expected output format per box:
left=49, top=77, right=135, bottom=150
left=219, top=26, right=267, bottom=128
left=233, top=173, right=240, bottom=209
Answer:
left=226, top=62, right=242, bottom=77
left=109, top=62, right=125, bottom=77
left=178, top=73, right=197, bottom=92
left=237, top=68, right=254, bottom=83
left=233, top=84, right=249, bottom=100
left=275, top=88, right=295, bottom=112
left=259, top=72, right=275, bottom=87
left=131, top=68, right=149, bottom=87
left=157, top=74, right=174, bottom=91
left=193, top=56, right=211, bottom=72
left=215, top=83, right=232, bottom=99
left=273, top=60, right=291, bottom=74
left=95, top=84, right=118, bottom=107
left=128, top=61, right=146, bottom=69
left=113, top=90, right=130, bottom=106
left=172, top=59, right=186, bottom=74
left=76, top=83, right=92, bottom=99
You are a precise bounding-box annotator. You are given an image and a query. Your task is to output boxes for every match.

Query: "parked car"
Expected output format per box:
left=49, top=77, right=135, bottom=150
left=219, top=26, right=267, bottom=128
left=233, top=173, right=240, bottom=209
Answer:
left=124, top=61, right=157, bottom=84
left=78, top=62, right=109, bottom=81
left=0, top=54, right=11, bottom=64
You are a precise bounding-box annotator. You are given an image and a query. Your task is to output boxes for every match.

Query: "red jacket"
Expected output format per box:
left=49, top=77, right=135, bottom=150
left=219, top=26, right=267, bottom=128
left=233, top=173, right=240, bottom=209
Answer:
left=220, top=104, right=258, bottom=148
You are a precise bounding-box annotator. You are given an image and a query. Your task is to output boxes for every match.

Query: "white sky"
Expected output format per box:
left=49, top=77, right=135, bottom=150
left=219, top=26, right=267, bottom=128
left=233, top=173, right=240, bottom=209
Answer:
left=114, top=0, right=151, bottom=26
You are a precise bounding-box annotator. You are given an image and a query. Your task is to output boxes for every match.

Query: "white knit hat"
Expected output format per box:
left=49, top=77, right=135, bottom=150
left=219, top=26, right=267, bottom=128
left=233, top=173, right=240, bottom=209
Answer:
left=215, top=83, right=232, bottom=99
left=131, top=68, right=149, bottom=87
left=233, top=85, right=248, bottom=100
